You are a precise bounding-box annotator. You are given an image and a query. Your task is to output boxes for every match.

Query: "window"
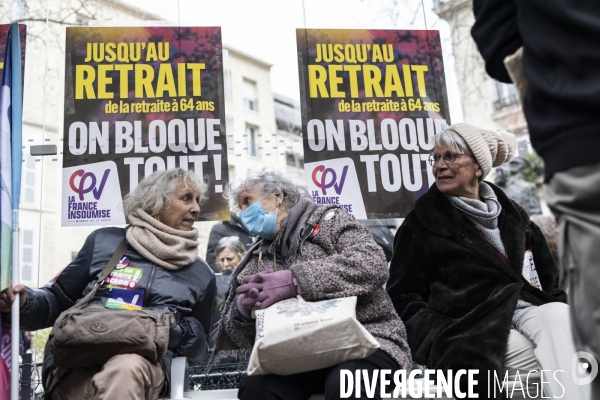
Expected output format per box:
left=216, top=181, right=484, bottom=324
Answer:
left=246, top=125, right=260, bottom=157
left=286, top=152, right=295, bottom=166
left=243, top=79, right=258, bottom=111
left=20, top=155, right=40, bottom=207
left=20, top=228, right=37, bottom=287
left=493, top=81, right=519, bottom=110
left=286, top=152, right=304, bottom=169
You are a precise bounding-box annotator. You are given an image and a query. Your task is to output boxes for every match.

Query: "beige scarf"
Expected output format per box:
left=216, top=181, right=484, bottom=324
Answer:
left=126, top=208, right=200, bottom=270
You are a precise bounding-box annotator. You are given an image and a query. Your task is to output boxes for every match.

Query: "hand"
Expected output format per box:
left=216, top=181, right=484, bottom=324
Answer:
left=0, top=283, right=27, bottom=313
left=237, top=289, right=260, bottom=321
left=237, top=269, right=274, bottom=293
left=236, top=270, right=298, bottom=311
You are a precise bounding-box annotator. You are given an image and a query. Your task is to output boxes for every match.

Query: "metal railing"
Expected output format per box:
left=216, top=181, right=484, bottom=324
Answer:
left=18, top=355, right=44, bottom=400
left=189, top=362, right=248, bottom=391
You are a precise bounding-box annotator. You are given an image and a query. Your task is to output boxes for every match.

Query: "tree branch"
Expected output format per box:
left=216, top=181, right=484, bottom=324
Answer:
left=12, top=17, right=84, bottom=26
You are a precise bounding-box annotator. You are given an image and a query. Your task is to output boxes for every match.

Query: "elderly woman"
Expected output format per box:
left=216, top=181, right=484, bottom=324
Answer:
left=212, top=168, right=411, bottom=400
left=215, top=236, right=245, bottom=273
left=212, top=236, right=245, bottom=326
left=0, top=168, right=216, bottom=400
left=387, top=123, right=587, bottom=399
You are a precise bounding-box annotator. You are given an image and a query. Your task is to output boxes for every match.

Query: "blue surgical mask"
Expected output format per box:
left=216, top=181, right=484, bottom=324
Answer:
left=240, top=196, right=279, bottom=240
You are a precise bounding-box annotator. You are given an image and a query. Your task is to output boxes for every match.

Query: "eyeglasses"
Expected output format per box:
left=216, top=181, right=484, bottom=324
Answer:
left=428, top=151, right=473, bottom=166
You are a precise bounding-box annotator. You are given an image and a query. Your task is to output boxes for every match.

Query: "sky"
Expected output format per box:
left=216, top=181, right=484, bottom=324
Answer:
left=122, top=0, right=464, bottom=123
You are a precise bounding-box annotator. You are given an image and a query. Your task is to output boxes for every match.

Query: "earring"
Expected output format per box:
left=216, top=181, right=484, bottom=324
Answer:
left=277, top=202, right=282, bottom=206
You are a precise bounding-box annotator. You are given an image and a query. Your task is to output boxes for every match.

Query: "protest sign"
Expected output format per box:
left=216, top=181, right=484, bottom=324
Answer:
left=62, top=26, right=228, bottom=226
left=297, top=29, right=450, bottom=219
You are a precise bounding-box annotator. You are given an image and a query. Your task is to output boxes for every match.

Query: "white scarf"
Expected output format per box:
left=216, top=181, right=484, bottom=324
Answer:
left=126, top=208, right=199, bottom=270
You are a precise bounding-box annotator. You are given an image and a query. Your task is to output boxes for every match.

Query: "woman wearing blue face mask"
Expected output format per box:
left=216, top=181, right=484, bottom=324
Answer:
left=211, top=168, right=411, bottom=400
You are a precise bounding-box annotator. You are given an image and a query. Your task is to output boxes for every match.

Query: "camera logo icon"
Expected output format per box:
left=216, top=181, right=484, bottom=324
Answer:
left=572, top=351, right=598, bottom=385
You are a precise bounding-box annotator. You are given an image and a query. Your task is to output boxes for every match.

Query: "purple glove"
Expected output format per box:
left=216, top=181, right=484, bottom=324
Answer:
left=237, top=288, right=260, bottom=320
left=236, top=270, right=299, bottom=310
left=236, top=270, right=274, bottom=320
left=240, top=269, right=274, bottom=287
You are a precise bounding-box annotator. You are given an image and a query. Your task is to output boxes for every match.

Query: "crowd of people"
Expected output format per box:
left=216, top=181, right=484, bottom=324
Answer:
left=0, top=122, right=590, bottom=400
left=0, top=0, right=596, bottom=398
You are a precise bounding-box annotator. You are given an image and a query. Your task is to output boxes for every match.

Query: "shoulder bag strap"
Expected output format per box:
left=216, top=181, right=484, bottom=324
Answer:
left=72, top=237, right=129, bottom=310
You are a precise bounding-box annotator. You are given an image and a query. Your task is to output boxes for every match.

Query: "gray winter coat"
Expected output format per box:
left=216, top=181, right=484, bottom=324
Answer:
left=217, top=204, right=412, bottom=370
left=10, top=227, right=216, bottom=391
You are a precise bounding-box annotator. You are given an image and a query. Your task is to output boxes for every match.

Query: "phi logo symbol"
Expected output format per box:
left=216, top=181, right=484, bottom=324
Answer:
left=312, top=165, right=348, bottom=195
left=69, top=169, right=110, bottom=201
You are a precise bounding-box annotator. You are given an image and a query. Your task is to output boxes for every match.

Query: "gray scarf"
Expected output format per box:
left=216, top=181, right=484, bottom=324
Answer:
left=270, top=198, right=318, bottom=266
left=447, top=182, right=507, bottom=258
left=126, top=208, right=199, bottom=270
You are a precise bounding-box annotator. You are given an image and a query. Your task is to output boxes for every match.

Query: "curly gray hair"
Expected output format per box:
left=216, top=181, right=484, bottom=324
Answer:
left=226, top=167, right=311, bottom=212
left=434, top=129, right=472, bottom=155
left=214, top=236, right=246, bottom=259
left=122, top=168, right=208, bottom=217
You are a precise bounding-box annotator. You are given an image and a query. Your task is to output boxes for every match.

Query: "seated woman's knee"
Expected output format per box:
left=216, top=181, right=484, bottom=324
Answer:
left=535, top=302, right=569, bottom=329
left=104, top=353, right=149, bottom=375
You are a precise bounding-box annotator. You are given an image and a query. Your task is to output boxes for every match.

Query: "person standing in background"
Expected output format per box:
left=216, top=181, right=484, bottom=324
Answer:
left=212, top=236, right=246, bottom=331
left=471, top=2, right=600, bottom=397
left=206, top=214, right=252, bottom=272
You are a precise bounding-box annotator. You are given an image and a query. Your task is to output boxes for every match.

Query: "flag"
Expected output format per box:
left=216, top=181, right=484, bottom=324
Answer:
left=0, top=23, right=22, bottom=291
left=0, top=23, right=23, bottom=400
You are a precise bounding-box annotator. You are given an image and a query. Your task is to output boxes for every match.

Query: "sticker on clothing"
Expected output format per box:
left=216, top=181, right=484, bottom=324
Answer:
left=102, top=256, right=144, bottom=289
left=522, top=250, right=542, bottom=290
left=105, top=288, right=144, bottom=310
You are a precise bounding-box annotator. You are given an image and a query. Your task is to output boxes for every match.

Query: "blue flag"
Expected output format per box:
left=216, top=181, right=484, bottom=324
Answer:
left=0, top=23, right=23, bottom=399
left=0, top=23, right=22, bottom=292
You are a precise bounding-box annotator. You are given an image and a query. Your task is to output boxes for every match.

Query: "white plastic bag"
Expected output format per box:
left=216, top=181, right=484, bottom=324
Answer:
left=248, top=295, right=380, bottom=376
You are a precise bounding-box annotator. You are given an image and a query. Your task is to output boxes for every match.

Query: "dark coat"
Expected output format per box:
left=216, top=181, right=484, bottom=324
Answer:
left=387, top=183, right=565, bottom=391
left=471, top=0, right=600, bottom=179
left=363, top=224, right=395, bottom=262
left=205, top=214, right=252, bottom=272
left=11, top=227, right=216, bottom=391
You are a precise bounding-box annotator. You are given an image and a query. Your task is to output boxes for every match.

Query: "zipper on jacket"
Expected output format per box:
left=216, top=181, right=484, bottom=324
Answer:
left=144, top=264, right=158, bottom=306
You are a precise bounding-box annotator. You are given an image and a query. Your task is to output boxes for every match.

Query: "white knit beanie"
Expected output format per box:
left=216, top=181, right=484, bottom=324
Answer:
left=446, top=123, right=517, bottom=181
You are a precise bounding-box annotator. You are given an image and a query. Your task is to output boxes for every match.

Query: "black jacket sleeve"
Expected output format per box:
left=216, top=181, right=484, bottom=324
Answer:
left=173, top=274, right=216, bottom=365
left=205, top=225, right=224, bottom=272
left=386, top=215, right=454, bottom=365
left=7, top=231, right=97, bottom=331
left=471, top=0, right=522, bottom=83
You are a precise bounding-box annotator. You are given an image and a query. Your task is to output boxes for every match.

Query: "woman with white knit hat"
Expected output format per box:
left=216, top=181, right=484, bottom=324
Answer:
left=387, top=123, right=589, bottom=399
